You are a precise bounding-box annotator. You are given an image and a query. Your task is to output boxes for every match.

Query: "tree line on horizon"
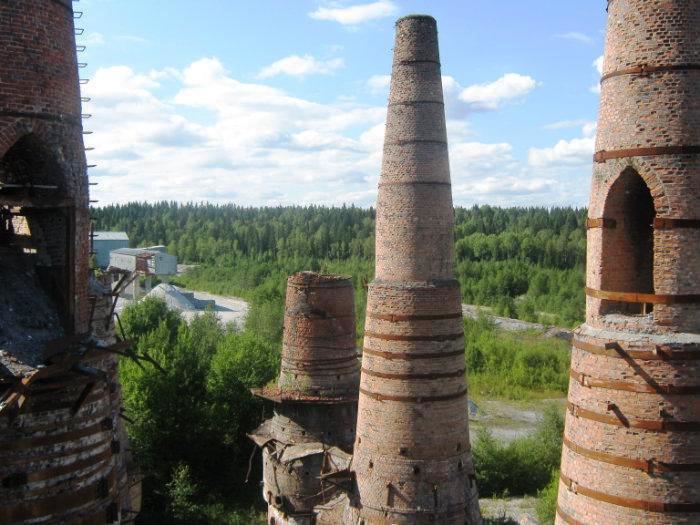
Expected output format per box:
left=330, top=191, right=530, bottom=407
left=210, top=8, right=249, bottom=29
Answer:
left=92, top=202, right=587, bottom=326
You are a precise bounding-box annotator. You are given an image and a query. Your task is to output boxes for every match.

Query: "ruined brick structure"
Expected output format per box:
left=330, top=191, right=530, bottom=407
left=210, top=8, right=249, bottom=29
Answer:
left=350, top=15, right=481, bottom=524
left=250, top=272, right=359, bottom=525
left=0, top=1, right=135, bottom=522
left=556, top=1, right=700, bottom=523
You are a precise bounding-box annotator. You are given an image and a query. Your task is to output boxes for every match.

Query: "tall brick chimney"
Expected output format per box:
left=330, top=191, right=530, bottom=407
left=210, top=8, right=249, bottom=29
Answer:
left=0, top=1, right=134, bottom=522
left=557, top=1, right=700, bottom=523
left=351, top=15, right=482, bottom=524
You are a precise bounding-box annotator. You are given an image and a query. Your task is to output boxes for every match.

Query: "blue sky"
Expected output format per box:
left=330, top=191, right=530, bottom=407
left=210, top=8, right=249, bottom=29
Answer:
left=80, top=0, right=607, bottom=207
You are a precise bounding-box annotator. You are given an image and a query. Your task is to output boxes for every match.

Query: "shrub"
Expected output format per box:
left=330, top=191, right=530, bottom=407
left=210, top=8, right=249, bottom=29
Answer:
left=535, top=469, right=560, bottom=525
left=473, top=405, right=564, bottom=497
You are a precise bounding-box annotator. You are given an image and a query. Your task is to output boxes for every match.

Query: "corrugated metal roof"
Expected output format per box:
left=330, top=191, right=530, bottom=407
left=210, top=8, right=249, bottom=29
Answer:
left=94, top=231, right=129, bottom=241
left=111, top=247, right=156, bottom=256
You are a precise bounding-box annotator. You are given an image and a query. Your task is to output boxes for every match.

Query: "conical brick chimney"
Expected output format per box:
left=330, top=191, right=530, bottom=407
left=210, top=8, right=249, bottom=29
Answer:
left=352, top=15, right=482, bottom=525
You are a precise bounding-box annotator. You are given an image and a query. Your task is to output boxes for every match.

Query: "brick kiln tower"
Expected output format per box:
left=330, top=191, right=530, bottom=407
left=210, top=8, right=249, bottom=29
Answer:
left=351, top=15, right=481, bottom=525
left=250, top=272, right=360, bottom=525
left=0, top=1, right=135, bottom=523
left=556, top=1, right=700, bottom=524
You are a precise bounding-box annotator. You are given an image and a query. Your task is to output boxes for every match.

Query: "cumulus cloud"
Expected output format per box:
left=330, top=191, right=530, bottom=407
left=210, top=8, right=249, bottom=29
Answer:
left=366, top=74, right=391, bottom=93
left=590, top=55, right=604, bottom=94
left=258, top=54, right=344, bottom=78
left=528, top=122, right=596, bottom=168
left=309, top=1, right=398, bottom=25
left=458, top=73, right=538, bottom=110
left=555, top=32, right=593, bottom=44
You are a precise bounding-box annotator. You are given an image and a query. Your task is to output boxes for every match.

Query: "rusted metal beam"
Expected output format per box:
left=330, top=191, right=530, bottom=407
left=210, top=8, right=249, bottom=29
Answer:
left=362, top=347, right=464, bottom=360
left=653, top=217, right=700, bottom=230
left=594, top=145, right=700, bottom=163
left=601, top=63, right=700, bottom=82
left=366, top=311, right=462, bottom=322
left=359, top=386, right=467, bottom=403
left=361, top=367, right=466, bottom=380
left=560, top=472, right=700, bottom=512
left=585, top=287, right=700, bottom=304
left=567, top=402, right=700, bottom=431
left=364, top=331, right=464, bottom=342
left=572, top=338, right=700, bottom=361
left=585, top=218, right=616, bottom=229
left=569, top=368, right=700, bottom=394
left=563, top=435, right=700, bottom=473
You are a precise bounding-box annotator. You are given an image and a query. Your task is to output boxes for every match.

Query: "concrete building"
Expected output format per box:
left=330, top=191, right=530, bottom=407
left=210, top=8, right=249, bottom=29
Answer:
left=0, top=1, right=134, bottom=522
left=556, top=1, right=700, bottom=524
left=350, top=15, right=481, bottom=524
left=109, top=247, right=177, bottom=277
left=249, top=272, right=360, bottom=525
left=93, top=231, right=129, bottom=268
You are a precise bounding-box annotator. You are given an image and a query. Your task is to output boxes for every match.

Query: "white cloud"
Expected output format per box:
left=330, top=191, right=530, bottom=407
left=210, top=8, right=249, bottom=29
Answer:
left=84, top=32, right=105, bottom=45
left=258, top=55, right=344, bottom=78
left=309, top=1, right=398, bottom=25
left=458, top=73, right=538, bottom=110
left=555, top=32, right=593, bottom=44
left=528, top=123, right=596, bottom=168
left=543, top=119, right=590, bottom=130
left=366, top=74, right=391, bottom=93
left=590, top=55, right=604, bottom=94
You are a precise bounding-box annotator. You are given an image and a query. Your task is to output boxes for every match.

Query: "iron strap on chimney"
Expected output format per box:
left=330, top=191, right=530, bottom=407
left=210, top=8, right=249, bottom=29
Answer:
left=572, top=338, right=700, bottom=361
left=594, top=145, right=700, bottom=163
left=601, top=63, right=700, bottom=82
left=560, top=472, right=700, bottom=512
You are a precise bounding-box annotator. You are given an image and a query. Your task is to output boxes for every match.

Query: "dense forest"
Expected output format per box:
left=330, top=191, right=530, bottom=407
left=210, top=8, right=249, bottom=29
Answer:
left=99, top=203, right=579, bottom=523
left=93, top=202, right=587, bottom=326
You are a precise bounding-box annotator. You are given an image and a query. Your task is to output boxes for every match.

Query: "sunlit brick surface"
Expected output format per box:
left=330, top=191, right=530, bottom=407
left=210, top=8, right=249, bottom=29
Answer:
left=557, top=1, right=700, bottom=523
left=352, top=15, right=481, bottom=525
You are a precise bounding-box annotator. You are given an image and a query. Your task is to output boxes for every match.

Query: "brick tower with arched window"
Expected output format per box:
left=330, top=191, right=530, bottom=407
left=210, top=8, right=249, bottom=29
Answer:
left=0, top=1, right=135, bottom=522
left=557, top=1, right=700, bottom=523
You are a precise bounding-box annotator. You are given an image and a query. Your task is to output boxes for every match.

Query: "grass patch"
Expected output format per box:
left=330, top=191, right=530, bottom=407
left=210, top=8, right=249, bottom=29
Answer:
left=465, top=316, right=570, bottom=400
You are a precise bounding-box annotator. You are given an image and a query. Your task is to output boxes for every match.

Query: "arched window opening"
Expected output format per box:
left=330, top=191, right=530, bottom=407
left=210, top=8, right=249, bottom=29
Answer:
left=600, top=168, right=656, bottom=315
left=0, top=135, right=72, bottom=362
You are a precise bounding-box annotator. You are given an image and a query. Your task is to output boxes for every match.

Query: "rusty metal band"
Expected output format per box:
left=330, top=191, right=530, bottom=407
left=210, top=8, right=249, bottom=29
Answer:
left=388, top=100, right=444, bottom=107
left=594, top=145, right=700, bottom=163
left=397, top=59, right=441, bottom=66
left=585, top=286, right=700, bottom=304
left=0, top=406, right=111, bottom=437
left=359, top=386, right=467, bottom=403
left=560, top=472, right=700, bottom=512
left=284, top=313, right=355, bottom=320
left=0, top=436, right=112, bottom=467
left=555, top=505, right=585, bottom=525
left=0, top=110, right=80, bottom=126
left=281, top=355, right=358, bottom=366
left=378, top=181, right=452, bottom=187
left=367, top=311, right=462, bottom=322
left=0, top=419, right=110, bottom=451
left=601, top=63, right=700, bottom=82
left=3, top=447, right=113, bottom=486
left=364, top=330, right=464, bottom=342
left=567, top=402, right=700, bottom=431
left=286, top=283, right=352, bottom=291
left=362, top=347, right=464, bottom=360
left=569, top=368, right=700, bottom=395
left=361, top=367, right=466, bottom=381
left=0, top=471, right=116, bottom=523
left=572, top=337, right=700, bottom=361
left=586, top=218, right=616, bottom=229
left=385, top=139, right=448, bottom=146
left=22, top=390, right=106, bottom=415
left=563, top=435, right=700, bottom=473
left=654, top=217, right=700, bottom=230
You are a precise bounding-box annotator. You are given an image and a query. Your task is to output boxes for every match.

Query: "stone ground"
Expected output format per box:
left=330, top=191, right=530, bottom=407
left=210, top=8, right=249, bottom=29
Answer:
left=462, top=304, right=573, bottom=342
left=469, top=398, right=566, bottom=443
left=480, top=496, right=539, bottom=524
left=116, top=288, right=249, bottom=329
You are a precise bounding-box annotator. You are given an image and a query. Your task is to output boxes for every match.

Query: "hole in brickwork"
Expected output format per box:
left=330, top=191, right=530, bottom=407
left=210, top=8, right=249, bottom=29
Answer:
left=600, top=167, right=656, bottom=315
left=1, top=135, right=73, bottom=371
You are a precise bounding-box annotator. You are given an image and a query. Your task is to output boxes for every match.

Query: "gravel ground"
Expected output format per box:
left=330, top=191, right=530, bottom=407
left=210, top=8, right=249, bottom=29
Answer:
left=480, top=496, right=539, bottom=524
left=462, top=304, right=573, bottom=342
left=469, top=398, right=566, bottom=443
